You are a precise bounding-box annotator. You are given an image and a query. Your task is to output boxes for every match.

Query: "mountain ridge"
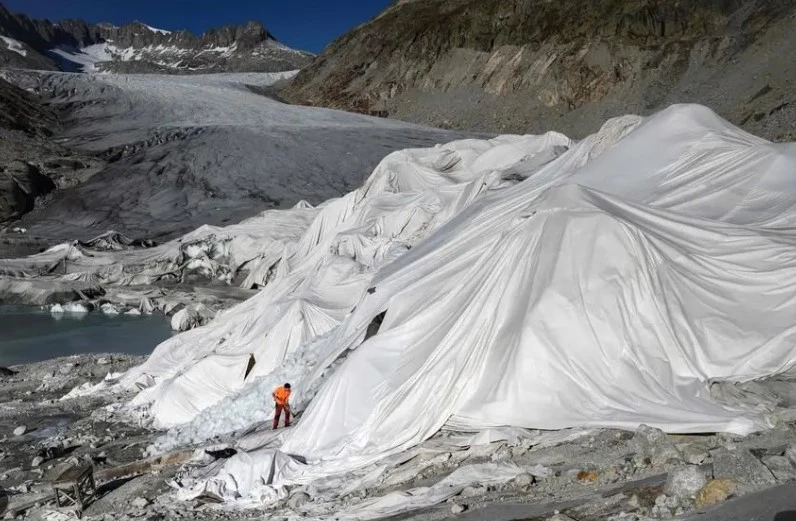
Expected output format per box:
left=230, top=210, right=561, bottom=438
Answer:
left=282, top=0, right=796, bottom=142
left=0, top=2, right=313, bottom=73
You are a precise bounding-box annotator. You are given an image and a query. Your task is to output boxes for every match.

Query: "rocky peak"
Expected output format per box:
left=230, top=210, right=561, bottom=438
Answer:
left=95, top=21, right=176, bottom=49
left=202, top=21, right=271, bottom=49
left=0, top=2, right=312, bottom=73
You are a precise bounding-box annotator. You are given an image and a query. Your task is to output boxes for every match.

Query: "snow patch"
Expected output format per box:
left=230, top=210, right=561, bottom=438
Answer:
left=1, top=36, right=27, bottom=57
left=48, top=38, right=298, bottom=73
left=198, top=43, right=238, bottom=57
left=50, top=43, right=113, bottom=72
left=143, top=24, right=171, bottom=35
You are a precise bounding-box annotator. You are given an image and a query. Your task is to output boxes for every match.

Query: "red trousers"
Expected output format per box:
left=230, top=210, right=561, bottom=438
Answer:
left=273, top=403, right=291, bottom=429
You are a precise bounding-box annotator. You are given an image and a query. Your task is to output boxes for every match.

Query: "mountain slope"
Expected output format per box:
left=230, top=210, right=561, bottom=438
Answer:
left=282, top=0, right=796, bottom=141
left=0, top=2, right=312, bottom=73
left=0, top=75, right=102, bottom=227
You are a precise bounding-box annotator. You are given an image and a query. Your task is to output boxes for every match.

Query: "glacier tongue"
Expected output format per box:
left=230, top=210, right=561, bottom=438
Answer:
left=121, top=130, right=573, bottom=432
left=19, top=103, right=796, bottom=506
left=151, top=104, right=796, bottom=502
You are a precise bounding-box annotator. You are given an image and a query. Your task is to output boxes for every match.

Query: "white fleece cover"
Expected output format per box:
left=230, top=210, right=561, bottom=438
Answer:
left=107, top=104, right=796, bottom=504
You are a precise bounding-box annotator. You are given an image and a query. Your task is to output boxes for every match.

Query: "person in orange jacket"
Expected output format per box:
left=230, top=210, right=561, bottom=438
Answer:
left=272, top=383, right=292, bottom=429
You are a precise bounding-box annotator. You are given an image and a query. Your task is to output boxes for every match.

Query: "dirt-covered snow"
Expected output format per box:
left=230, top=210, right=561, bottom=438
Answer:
left=7, top=71, right=474, bottom=243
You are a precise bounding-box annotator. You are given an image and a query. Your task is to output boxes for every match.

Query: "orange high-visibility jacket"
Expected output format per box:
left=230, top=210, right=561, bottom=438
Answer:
left=273, top=386, right=291, bottom=406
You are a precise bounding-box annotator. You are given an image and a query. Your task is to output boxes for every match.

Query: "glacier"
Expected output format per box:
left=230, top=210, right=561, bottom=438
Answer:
left=138, top=103, right=796, bottom=499
left=11, top=102, right=796, bottom=507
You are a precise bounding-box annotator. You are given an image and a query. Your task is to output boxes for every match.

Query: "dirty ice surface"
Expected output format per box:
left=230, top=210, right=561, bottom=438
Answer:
left=9, top=71, right=472, bottom=240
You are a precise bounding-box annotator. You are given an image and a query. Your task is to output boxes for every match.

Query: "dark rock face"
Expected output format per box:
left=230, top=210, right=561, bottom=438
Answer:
left=0, top=74, right=59, bottom=223
left=0, top=75, right=56, bottom=138
left=0, top=4, right=97, bottom=51
left=0, top=161, right=55, bottom=221
left=0, top=2, right=312, bottom=73
left=0, top=76, right=104, bottom=226
left=282, top=0, right=796, bottom=141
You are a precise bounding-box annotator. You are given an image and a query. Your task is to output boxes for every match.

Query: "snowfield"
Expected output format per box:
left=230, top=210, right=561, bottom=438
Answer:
left=17, top=102, right=796, bottom=513
left=1, top=35, right=26, bottom=56
left=50, top=43, right=123, bottom=72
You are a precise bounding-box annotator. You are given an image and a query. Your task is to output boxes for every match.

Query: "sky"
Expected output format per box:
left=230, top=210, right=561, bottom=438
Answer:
left=3, top=0, right=395, bottom=54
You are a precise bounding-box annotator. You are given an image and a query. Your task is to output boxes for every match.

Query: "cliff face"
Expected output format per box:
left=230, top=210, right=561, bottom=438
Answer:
left=283, top=0, right=796, bottom=140
left=0, top=3, right=313, bottom=73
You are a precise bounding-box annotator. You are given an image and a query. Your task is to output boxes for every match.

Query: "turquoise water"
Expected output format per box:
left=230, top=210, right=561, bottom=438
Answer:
left=0, top=305, right=174, bottom=366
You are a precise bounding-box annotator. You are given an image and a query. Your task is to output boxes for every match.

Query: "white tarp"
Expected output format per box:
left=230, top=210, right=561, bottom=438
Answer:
left=121, top=131, right=572, bottom=429
left=116, top=104, right=796, bottom=501
left=0, top=203, right=317, bottom=287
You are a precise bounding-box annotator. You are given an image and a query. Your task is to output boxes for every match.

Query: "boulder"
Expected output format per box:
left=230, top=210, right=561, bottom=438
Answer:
left=130, top=497, right=149, bottom=508
left=286, top=491, right=310, bottom=509
left=566, top=469, right=583, bottom=480
left=512, top=473, right=534, bottom=489
left=664, top=465, right=709, bottom=499
left=460, top=485, right=485, bottom=498
left=13, top=426, right=26, bottom=436
left=678, top=444, right=709, bottom=465
left=760, top=455, right=796, bottom=481
left=650, top=494, right=673, bottom=518
left=450, top=503, right=467, bottom=514
left=711, top=448, right=775, bottom=493
left=695, top=479, right=736, bottom=508
left=632, top=425, right=682, bottom=466
left=785, top=444, right=796, bottom=466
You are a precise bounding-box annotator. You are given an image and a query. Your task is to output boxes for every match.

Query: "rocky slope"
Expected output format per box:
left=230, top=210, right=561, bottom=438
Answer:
left=4, top=352, right=795, bottom=521
left=0, top=76, right=102, bottom=231
left=0, top=2, right=312, bottom=73
left=283, top=0, right=796, bottom=141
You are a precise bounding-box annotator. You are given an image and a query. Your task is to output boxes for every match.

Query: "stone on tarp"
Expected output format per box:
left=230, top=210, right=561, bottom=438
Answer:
left=131, top=497, right=149, bottom=508
left=287, top=491, right=310, bottom=509
left=528, top=464, right=553, bottom=479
